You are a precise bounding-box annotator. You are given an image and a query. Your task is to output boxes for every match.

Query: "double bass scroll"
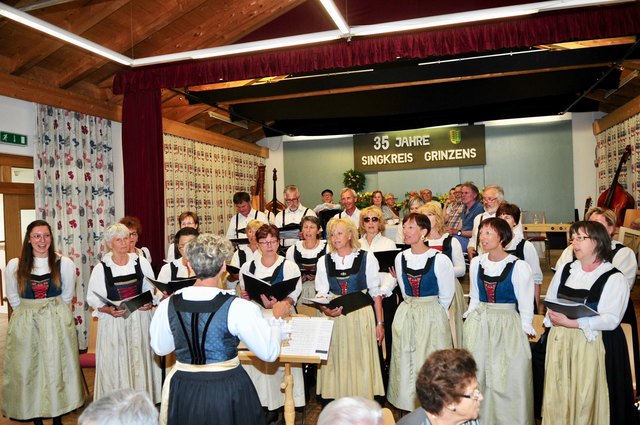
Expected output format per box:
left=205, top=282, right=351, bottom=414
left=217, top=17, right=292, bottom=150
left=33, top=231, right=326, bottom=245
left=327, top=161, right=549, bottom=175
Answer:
left=264, top=168, right=285, bottom=218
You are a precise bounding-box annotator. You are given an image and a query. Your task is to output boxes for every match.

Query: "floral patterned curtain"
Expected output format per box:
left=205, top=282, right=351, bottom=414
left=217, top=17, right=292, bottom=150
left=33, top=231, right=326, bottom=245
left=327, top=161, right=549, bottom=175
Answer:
left=596, top=113, right=640, bottom=210
left=34, top=105, right=116, bottom=349
left=163, top=133, right=265, bottom=250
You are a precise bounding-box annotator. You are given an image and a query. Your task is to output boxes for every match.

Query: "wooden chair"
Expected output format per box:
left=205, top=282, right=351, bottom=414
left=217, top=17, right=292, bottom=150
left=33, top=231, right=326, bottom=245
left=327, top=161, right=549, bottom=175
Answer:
left=623, top=209, right=640, bottom=229
left=381, top=407, right=396, bottom=425
left=79, top=315, right=98, bottom=403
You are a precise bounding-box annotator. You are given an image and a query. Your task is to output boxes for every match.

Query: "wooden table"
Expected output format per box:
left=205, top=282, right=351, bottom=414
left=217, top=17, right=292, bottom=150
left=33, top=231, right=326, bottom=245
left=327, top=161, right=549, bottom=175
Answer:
left=238, top=350, right=321, bottom=425
left=521, top=223, right=571, bottom=234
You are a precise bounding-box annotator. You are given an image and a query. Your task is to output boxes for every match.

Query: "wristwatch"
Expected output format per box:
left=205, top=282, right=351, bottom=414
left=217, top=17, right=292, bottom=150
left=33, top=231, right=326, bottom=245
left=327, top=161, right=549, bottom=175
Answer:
left=457, top=230, right=462, bottom=236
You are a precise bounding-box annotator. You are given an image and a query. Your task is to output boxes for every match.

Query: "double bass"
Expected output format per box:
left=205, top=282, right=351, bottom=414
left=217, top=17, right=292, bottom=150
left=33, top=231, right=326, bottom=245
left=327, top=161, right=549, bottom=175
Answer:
left=597, top=144, right=635, bottom=225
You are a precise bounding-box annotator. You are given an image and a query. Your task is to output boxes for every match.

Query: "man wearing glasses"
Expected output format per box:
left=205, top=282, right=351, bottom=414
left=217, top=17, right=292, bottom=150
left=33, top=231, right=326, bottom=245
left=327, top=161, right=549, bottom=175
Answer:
left=273, top=185, right=317, bottom=248
left=467, top=184, right=504, bottom=260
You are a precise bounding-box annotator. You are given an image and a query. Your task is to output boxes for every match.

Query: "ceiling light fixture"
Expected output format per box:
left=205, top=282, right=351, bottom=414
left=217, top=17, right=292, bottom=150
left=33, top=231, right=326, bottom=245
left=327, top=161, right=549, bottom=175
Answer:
left=318, top=0, right=350, bottom=35
left=0, top=2, right=131, bottom=66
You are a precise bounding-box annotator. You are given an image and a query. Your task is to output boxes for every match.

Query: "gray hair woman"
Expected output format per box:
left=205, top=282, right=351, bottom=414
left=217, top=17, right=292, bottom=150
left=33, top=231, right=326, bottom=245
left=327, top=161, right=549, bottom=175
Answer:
left=398, top=349, right=482, bottom=425
left=150, top=233, right=288, bottom=425
left=87, top=223, right=161, bottom=404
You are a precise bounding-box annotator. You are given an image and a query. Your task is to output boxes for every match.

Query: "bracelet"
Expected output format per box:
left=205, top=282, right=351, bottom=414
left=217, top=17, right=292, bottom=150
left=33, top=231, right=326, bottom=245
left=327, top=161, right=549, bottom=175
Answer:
left=377, top=321, right=385, bottom=326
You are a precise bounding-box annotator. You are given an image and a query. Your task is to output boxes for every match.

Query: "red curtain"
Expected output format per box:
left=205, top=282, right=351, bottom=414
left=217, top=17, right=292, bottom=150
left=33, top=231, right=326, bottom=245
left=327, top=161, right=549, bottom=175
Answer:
left=113, top=3, right=640, bottom=93
left=113, top=2, right=640, bottom=262
left=121, top=89, right=165, bottom=269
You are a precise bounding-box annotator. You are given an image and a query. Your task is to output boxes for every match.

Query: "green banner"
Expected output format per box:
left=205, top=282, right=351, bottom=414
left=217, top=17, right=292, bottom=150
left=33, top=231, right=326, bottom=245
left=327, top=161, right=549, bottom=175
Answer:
left=353, top=125, right=485, bottom=172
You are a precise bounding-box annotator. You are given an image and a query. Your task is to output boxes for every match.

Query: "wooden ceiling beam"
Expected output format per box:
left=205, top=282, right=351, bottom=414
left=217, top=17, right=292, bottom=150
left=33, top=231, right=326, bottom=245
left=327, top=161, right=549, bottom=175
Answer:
left=163, top=118, right=268, bottom=158
left=0, top=73, right=120, bottom=121
left=593, top=93, right=640, bottom=134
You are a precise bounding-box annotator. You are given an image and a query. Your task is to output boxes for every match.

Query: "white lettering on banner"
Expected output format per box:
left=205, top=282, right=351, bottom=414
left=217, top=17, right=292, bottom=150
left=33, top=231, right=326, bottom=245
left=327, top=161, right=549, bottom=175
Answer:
left=395, top=135, right=430, bottom=147
left=361, top=152, right=414, bottom=165
left=424, top=148, right=477, bottom=161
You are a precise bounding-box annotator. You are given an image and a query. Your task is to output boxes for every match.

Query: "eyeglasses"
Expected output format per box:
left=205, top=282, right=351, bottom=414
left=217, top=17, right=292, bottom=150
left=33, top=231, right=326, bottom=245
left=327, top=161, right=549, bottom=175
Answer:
left=129, top=232, right=138, bottom=237
left=30, top=233, right=51, bottom=241
left=258, top=240, right=278, bottom=246
left=285, top=197, right=299, bottom=203
left=459, top=388, right=482, bottom=401
left=483, top=196, right=498, bottom=203
left=181, top=221, right=195, bottom=226
left=570, top=235, right=591, bottom=242
left=363, top=216, right=380, bottom=223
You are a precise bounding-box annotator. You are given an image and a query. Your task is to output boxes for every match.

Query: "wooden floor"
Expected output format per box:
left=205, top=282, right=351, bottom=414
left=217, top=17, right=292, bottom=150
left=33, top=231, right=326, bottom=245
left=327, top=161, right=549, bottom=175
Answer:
left=0, top=249, right=638, bottom=424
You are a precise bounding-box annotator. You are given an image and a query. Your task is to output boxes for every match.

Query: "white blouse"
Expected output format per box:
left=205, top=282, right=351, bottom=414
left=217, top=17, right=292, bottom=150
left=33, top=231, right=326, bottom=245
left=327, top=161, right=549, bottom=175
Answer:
left=555, top=241, right=637, bottom=290
left=506, top=232, right=543, bottom=284
left=393, top=248, right=455, bottom=311
left=239, top=256, right=302, bottom=304
left=466, top=254, right=535, bottom=335
left=4, top=255, right=76, bottom=308
left=87, top=254, right=156, bottom=319
left=156, top=258, right=190, bottom=283
left=544, top=260, right=629, bottom=341
left=315, top=250, right=382, bottom=298
left=359, top=233, right=398, bottom=297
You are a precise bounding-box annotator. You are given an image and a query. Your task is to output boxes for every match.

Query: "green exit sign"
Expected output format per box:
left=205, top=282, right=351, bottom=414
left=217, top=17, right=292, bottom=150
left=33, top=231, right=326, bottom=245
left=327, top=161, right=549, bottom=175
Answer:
left=0, top=131, right=28, bottom=146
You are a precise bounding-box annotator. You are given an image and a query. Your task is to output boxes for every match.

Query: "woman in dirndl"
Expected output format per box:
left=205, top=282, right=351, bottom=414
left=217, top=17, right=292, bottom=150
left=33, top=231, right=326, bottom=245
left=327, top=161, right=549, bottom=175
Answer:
left=387, top=212, right=455, bottom=412
left=86, top=223, right=162, bottom=403
left=150, top=234, right=288, bottom=425
left=285, top=215, right=327, bottom=301
left=463, top=217, right=535, bottom=425
left=2, top=220, right=84, bottom=425
left=542, top=220, right=634, bottom=425
left=314, top=217, right=385, bottom=401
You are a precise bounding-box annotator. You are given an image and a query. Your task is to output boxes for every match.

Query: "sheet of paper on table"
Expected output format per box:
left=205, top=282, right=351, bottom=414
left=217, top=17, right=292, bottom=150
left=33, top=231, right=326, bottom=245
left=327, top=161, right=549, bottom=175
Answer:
left=280, top=316, right=334, bottom=360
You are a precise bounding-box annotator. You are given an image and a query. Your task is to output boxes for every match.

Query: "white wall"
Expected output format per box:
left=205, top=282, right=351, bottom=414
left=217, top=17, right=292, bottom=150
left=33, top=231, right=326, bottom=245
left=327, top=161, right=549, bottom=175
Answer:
left=0, top=95, right=36, bottom=158
left=571, top=111, right=604, bottom=212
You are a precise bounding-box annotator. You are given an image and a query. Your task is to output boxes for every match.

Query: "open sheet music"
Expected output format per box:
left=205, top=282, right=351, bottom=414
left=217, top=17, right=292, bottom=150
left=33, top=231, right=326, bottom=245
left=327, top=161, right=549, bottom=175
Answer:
left=92, top=290, right=153, bottom=319
left=280, top=317, right=334, bottom=360
left=303, top=291, right=374, bottom=315
left=242, top=273, right=298, bottom=308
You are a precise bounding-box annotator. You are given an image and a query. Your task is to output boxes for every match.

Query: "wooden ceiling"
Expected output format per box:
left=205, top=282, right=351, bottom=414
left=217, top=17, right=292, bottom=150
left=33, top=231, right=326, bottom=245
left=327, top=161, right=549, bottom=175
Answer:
left=0, top=0, right=639, bottom=143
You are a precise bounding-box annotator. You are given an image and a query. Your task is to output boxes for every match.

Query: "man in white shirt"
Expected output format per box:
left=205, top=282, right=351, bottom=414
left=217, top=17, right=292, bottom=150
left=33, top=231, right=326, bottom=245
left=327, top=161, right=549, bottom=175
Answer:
left=273, top=185, right=316, bottom=247
left=467, top=184, right=504, bottom=259
left=337, top=188, right=361, bottom=229
left=226, top=191, right=268, bottom=241
left=313, top=189, right=341, bottom=214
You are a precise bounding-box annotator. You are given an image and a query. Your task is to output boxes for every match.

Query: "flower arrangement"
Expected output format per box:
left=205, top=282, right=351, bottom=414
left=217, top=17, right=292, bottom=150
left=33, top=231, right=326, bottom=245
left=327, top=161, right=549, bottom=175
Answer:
left=343, top=169, right=366, bottom=193
left=356, top=191, right=372, bottom=209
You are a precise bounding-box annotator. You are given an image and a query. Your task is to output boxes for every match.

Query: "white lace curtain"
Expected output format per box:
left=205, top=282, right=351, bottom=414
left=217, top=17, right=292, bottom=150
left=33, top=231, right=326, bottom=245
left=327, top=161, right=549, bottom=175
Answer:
left=34, top=105, right=116, bottom=349
left=163, top=133, right=265, bottom=250
left=596, top=113, right=640, bottom=209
